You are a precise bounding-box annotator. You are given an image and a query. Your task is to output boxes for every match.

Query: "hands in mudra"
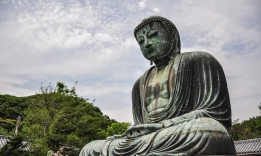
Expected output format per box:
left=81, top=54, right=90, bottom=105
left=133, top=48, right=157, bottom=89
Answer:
left=122, top=123, right=163, bottom=139
left=106, top=123, right=163, bottom=141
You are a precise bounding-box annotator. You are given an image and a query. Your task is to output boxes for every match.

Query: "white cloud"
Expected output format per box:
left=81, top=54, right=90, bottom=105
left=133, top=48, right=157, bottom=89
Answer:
left=63, top=31, right=92, bottom=49
left=94, top=33, right=113, bottom=43
left=5, top=1, right=97, bottom=52
left=153, top=8, right=159, bottom=13
left=0, top=83, right=35, bottom=97
left=0, top=0, right=260, bottom=123
left=139, top=0, right=146, bottom=9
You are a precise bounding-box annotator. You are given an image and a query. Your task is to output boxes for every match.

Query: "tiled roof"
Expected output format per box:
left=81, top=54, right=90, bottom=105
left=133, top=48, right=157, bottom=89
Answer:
left=234, top=138, right=261, bottom=155
left=0, top=135, right=8, bottom=149
left=0, top=135, right=31, bottom=151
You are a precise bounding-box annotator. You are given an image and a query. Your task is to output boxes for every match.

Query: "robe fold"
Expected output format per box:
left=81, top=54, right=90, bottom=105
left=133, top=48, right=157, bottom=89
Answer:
left=79, top=52, right=236, bottom=156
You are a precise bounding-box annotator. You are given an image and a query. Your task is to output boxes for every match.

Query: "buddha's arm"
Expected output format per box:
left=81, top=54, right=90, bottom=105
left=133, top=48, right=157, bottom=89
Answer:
left=161, top=52, right=232, bottom=129
left=132, top=77, right=144, bottom=125
left=132, top=67, right=155, bottom=125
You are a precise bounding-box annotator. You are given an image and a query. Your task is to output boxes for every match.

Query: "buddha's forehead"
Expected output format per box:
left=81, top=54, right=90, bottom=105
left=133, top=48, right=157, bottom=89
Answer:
left=136, top=21, right=163, bottom=35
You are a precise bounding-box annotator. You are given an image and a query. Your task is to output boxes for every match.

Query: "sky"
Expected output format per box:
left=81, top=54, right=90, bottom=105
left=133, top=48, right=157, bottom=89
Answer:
left=0, top=0, right=260, bottom=123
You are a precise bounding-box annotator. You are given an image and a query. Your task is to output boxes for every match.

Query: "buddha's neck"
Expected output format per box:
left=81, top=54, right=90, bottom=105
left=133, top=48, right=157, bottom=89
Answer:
left=154, top=52, right=174, bottom=71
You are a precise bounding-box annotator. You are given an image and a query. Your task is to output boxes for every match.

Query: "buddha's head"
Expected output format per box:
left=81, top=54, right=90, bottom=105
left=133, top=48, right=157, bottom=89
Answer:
left=134, top=16, right=180, bottom=61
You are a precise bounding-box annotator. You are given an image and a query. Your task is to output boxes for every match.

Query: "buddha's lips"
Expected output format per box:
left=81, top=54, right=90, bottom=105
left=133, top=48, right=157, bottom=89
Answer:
left=147, top=47, right=155, bottom=53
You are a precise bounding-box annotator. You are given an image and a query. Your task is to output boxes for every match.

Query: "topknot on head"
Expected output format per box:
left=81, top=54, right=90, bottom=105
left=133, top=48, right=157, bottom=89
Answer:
left=134, top=16, right=177, bottom=35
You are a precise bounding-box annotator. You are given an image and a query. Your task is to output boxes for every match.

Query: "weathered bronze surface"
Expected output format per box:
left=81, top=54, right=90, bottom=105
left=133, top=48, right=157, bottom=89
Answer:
left=80, top=16, right=236, bottom=155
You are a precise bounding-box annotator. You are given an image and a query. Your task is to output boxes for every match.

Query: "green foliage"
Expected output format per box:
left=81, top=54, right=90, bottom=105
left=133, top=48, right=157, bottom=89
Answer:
left=0, top=81, right=130, bottom=155
left=20, top=81, right=122, bottom=155
left=0, top=94, right=27, bottom=119
left=0, top=126, right=9, bottom=135
left=56, top=81, right=77, bottom=96
left=0, top=94, right=27, bottom=134
left=230, top=103, right=261, bottom=141
left=231, top=116, right=261, bottom=141
left=0, top=117, right=16, bottom=135
left=99, top=122, right=131, bottom=136
left=0, top=135, right=32, bottom=156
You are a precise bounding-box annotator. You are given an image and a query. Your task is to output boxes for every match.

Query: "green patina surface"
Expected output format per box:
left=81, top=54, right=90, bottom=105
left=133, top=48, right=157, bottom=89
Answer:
left=79, top=16, right=236, bottom=156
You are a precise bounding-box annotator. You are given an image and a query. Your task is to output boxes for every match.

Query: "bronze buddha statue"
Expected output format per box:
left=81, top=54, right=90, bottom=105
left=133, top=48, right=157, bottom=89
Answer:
left=79, top=16, right=236, bottom=156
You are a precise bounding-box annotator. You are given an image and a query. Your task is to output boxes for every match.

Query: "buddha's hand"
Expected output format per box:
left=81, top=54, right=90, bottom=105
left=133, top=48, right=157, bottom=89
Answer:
left=106, top=135, right=122, bottom=141
left=121, top=123, right=163, bottom=139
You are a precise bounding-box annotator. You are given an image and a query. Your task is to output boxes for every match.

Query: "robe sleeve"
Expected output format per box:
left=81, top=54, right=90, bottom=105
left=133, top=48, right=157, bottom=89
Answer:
left=160, top=52, right=232, bottom=129
left=132, top=67, right=155, bottom=125
left=132, top=77, right=143, bottom=125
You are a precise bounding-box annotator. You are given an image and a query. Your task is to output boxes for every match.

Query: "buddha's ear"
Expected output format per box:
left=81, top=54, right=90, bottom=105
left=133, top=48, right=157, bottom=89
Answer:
left=172, top=31, right=179, bottom=53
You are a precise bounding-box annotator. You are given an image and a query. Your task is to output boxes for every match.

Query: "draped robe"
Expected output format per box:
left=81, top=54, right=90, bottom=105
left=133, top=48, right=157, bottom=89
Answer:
left=79, top=52, right=236, bottom=156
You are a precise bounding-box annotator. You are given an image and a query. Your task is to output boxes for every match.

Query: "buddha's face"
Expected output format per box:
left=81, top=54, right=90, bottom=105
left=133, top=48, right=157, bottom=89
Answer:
left=135, top=21, right=173, bottom=61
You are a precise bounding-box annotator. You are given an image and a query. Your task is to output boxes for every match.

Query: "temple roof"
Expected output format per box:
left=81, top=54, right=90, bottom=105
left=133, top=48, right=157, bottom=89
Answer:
left=0, top=135, right=31, bottom=151
left=0, top=135, right=8, bottom=149
left=234, top=138, right=261, bottom=155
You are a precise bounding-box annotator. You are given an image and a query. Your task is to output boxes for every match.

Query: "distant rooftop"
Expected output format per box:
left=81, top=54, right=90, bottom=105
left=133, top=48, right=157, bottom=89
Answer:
left=0, top=135, right=31, bottom=151
left=0, top=135, right=8, bottom=149
left=234, top=138, right=261, bottom=155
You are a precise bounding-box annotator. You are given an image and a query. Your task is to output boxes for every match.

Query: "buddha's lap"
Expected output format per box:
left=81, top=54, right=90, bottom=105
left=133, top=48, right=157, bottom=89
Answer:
left=81, top=117, right=233, bottom=154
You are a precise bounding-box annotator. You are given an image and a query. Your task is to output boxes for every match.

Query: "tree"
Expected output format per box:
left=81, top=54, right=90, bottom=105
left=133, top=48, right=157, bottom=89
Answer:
left=0, top=94, right=27, bottom=119
left=21, top=82, right=120, bottom=155
left=230, top=103, right=261, bottom=140
left=103, top=122, right=131, bottom=136
left=0, top=81, right=130, bottom=155
left=0, top=117, right=16, bottom=135
left=0, top=94, right=27, bottom=135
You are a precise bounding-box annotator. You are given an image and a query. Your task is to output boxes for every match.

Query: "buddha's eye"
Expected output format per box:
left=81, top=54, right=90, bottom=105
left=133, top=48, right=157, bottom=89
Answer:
left=148, top=29, right=158, bottom=37
left=137, top=37, right=144, bottom=45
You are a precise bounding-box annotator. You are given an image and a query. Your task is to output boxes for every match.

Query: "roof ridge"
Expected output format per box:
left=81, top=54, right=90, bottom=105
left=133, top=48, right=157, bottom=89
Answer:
left=234, top=138, right=261, bottom=143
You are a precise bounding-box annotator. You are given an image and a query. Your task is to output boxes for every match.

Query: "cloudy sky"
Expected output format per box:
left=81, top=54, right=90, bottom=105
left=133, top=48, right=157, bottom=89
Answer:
left=0, top=0, right=260, bottom=123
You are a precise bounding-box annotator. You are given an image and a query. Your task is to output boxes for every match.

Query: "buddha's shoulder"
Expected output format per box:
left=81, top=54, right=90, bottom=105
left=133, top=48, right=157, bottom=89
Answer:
left=178, top=51, right=214, bottom=58
left=177, top=51, right=217, bottom=62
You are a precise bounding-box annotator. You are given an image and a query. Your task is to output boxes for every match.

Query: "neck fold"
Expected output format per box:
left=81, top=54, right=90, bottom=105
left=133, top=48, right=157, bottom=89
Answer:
left=154, top=52, right=173, bottom=71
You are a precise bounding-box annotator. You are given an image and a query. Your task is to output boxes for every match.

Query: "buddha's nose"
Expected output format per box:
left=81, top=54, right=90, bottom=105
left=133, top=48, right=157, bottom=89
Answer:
left=145, top=42, right=152, bottom=48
